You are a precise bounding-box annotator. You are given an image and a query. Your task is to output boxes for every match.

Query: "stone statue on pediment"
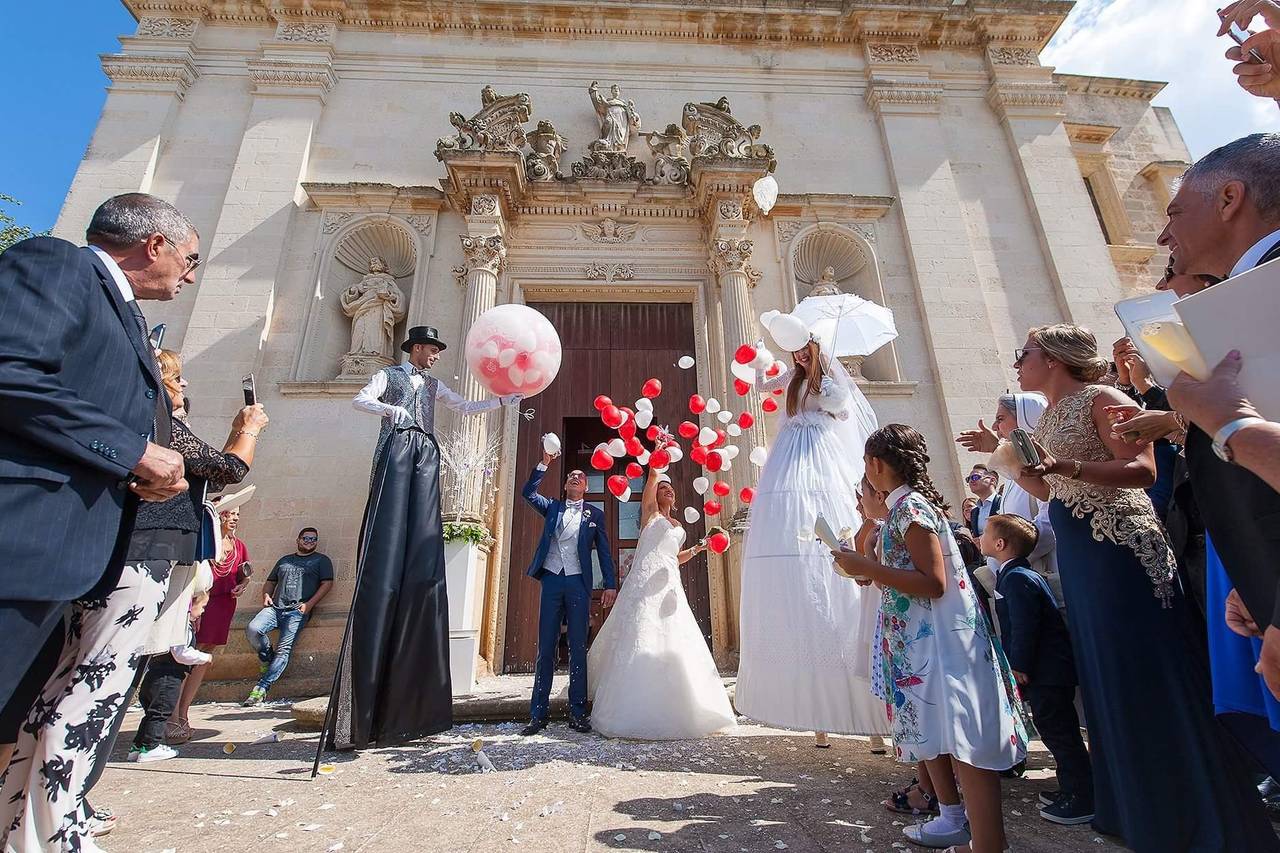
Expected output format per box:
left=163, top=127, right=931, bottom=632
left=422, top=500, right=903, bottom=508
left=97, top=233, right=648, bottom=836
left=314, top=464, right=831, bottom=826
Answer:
left=525, top=120, right=568, bottom=181
left=339, top=257, right=407, bottom=378
left=588, top=81, right=642, bottom=152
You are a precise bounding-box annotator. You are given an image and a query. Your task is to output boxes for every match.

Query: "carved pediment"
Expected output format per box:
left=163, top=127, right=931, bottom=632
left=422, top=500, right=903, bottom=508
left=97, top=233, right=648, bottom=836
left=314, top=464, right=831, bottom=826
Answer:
left=682, top=98, right=774, bottom=163
left=435, top=85, right=532, bottom=159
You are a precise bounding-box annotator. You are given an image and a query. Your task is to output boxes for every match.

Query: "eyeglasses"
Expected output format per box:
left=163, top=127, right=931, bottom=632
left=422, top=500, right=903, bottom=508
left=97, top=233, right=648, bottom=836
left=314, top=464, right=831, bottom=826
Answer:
left=162, top=236, right=202, bottom=274
left=1013, top=347, right=1041, bottom=365
left=966, top=473, right=987, bottom=483
left=300, top=536, right=318, bottom=542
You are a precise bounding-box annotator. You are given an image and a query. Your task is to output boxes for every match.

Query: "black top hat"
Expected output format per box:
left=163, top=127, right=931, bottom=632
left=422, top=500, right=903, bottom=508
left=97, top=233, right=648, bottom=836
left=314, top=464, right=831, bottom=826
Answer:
left=401, top=325, right=448, bottom=353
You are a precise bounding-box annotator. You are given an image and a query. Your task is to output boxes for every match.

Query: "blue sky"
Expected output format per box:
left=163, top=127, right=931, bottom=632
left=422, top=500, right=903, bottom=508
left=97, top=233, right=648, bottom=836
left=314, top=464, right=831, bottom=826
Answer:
left=1, top=0, right=1274, bottom=234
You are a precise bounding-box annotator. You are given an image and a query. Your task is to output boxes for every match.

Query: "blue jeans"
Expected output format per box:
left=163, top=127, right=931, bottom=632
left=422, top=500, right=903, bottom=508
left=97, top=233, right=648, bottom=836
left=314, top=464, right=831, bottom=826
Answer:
left=246, top=607, right=308, bottom=692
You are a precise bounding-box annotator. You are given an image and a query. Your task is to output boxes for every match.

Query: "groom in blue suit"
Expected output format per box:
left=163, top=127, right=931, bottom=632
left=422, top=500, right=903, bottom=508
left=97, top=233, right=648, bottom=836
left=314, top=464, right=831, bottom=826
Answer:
left=520, top=447, right=616, bottom=735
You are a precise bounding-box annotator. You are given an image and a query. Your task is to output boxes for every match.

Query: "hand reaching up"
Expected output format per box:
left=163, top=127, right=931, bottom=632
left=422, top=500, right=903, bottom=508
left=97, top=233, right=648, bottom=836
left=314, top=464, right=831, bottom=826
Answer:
left=956, top=419, right=999, bottom=454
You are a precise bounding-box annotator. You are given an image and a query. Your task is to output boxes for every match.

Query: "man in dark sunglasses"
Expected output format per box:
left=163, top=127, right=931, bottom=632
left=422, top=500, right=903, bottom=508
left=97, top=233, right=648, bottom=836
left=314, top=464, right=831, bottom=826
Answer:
left=966, top=464, right=1002, bottom=536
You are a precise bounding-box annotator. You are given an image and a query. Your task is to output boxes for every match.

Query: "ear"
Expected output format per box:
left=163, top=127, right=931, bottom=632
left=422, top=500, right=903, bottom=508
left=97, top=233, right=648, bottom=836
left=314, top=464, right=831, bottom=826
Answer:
left=1219, top=179, right=1249, bottom=223
left=145, top=233, right=165, bottom=260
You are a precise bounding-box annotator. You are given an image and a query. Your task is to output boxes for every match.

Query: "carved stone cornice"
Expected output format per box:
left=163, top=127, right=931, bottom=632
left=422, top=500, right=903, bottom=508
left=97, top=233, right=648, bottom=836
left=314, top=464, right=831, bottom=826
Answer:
left=708, top=238, right=754, bottom=277
left=584, top=262, right=636, bottom=282
left=1065, top=122, right=1120, bottom=146
left=460, top=234, right=508, bottom=276
left=865, top=42, right=921, bottom=64
left=987, top=45, right=1039, bottom=66
left=274, top=21, right=336, bottom=43
left=135, top=16, right=199, bottom=39
left=246, top=57, right=337, bottom=98
left=986, top=80, right=1067, bottom=121
left=100, top=51, right=198, bottom=96
left=864, top=77, right=944, bottom=114
left=437, top=150, right=529, bottom=220
left=301, top=182, right=446, bottom=215
left=1057, top=73, right=1166, bottom=101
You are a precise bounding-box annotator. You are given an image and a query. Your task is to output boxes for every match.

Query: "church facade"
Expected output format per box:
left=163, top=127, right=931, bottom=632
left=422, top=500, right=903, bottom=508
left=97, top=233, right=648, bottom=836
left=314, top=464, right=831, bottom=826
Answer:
left=57, top=0, right=1190, bottom=696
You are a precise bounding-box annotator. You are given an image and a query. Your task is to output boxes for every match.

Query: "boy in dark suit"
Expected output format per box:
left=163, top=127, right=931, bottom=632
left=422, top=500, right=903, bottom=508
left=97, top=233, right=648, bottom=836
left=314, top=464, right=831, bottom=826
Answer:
left=981, top=513, right=1094, bottom=826
left=520, top=447, right=616, bottom=736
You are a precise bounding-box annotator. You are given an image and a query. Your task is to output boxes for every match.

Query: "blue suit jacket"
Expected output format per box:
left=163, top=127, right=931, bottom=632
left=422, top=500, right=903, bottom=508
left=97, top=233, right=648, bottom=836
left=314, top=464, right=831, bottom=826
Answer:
left=994, top=558, right=1077, bottom=687
left=0, top=238, right=163, bottom=600
left=522, top=465, right=616, bottom=593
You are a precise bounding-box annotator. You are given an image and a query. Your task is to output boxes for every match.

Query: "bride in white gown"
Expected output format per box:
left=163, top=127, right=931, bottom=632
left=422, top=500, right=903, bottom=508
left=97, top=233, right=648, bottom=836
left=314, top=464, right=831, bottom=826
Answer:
left=736, top=333, right=890, bottom=739
left=587, top=466, right=737, bottom=740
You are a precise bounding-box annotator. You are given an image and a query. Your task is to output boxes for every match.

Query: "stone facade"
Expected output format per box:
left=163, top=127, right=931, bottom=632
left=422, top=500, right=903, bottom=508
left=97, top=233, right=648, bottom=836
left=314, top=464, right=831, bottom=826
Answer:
left=55, top=0, right=1189, bottom=695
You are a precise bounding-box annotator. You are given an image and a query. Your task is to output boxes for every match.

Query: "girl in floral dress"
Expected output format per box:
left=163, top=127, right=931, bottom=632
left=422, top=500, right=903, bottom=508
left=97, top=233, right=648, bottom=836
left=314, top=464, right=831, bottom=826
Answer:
left=833, top=424, right=1026, bottom=853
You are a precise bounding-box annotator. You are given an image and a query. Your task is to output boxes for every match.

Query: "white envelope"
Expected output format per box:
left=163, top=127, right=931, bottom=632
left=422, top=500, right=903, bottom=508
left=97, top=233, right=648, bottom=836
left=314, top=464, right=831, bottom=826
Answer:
left=1174, top=256, right=1280, bottom=421
left=1113, top=291, right=1185, bottom=388
left=814, top=514, right=841, bottom=551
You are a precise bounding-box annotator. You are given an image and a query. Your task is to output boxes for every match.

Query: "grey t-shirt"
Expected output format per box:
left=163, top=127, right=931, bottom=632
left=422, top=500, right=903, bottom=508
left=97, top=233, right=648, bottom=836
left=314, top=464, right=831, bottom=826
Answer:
left=268, top=552, right=334, bottom=610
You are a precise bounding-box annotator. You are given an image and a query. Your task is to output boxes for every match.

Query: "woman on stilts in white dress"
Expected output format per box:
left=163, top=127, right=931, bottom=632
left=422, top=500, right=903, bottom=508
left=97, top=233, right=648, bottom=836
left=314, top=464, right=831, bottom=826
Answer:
left=587, top=465, right=737, bottom=740
left=736, top=331, right=890, bottom=746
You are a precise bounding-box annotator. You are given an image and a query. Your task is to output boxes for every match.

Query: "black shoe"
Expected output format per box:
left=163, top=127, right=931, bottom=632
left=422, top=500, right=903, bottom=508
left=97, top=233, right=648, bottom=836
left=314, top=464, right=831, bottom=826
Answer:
left=1000, top=759, right=1027, bottom=779
left=520, top=719, right=548, bottom=737
left=568, top=716, right=592, bottom=734
left=1040, top=794, right=1095, bottom=826
left=1038, top=789, right=1063, bottom=807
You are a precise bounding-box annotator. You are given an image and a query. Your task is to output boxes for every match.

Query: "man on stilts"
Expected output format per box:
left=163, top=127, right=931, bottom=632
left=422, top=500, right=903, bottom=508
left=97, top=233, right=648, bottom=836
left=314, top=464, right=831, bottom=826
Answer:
left=330, top=325, right=520, bottom=750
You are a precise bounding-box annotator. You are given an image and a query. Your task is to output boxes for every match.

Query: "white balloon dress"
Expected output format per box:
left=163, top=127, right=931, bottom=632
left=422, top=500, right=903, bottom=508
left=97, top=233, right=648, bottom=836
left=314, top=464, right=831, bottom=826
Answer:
left=735, top=356, right=890, bottom=735
left=588, top=515, right=737, bottom=740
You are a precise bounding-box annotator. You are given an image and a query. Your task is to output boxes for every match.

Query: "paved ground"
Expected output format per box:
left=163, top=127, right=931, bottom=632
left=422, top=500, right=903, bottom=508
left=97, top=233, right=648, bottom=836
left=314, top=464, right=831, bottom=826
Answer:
left=94, top=700, right=1125, bottom=853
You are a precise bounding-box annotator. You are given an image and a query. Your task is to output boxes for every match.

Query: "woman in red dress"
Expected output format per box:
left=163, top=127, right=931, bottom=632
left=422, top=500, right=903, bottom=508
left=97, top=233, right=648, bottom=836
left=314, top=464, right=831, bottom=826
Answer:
left=168, top=506, right=251, bottom=742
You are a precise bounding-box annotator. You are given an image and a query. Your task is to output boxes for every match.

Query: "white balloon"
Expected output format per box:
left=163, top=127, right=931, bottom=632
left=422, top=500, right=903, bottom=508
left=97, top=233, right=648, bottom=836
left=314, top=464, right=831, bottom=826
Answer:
left=635, top=409, right=653, bottom=429
left=727, top=424, right=742, bottom=437
left=705, top=397, right=721, bottom=414
left=677, top=355, right=695, bottom=370
left=750, top=446, right=768, bottom=466
left=684, top=507, right=701, bottom=524
left=542, top=433, right=562, bottom=455
left=693, top=476, right=710, bottom=495
left=753, top=173, right=779, bottom=215
left=723, top=445, right=740, bottom=460
left=619, top=487, right=633, bottom=502
left=666, top=445, right=684, bottom=463
left=635, top=398, right=653, bottom=412
left=730, top=360, right=757, bottom=384
left=767, top=314, right=810, bottom=352
left=637, top=450, right=651, bottom=465
left=606, top=438, right=626, bottom=457
left=498, top=348, right=517, bottom=368
left=508, top=365, right=525, bottom=385
left=617, top=409, right=630, bottom=426
left=759, top=309, right=782, bottom=328
left=717, top=411, right=733, bottom=424
left=698, top=426, right=718, bottom=447
left=721, top=457, right=733, bottom=472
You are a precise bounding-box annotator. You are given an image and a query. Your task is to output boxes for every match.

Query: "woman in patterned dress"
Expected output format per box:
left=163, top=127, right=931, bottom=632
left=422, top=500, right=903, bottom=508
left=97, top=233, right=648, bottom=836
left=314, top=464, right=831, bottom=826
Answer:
left=834, top=424, right=1026, bottom=853
left=1013, top=323, right=1278, bottom=853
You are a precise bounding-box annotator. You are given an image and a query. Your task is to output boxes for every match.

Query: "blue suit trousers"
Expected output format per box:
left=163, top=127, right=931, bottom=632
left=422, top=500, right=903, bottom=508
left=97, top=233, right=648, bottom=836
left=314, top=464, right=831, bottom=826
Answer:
left=529, top=571, right=589, bottom=721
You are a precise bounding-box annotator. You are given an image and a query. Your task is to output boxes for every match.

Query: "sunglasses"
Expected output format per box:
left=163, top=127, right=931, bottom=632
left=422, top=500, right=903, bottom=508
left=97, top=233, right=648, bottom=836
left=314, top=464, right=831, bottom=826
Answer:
left=1013, top=346, right=1041, bottom=365
left=300, top=536, right=318, bottom=542
left=966, top=473, right=988, bottom=483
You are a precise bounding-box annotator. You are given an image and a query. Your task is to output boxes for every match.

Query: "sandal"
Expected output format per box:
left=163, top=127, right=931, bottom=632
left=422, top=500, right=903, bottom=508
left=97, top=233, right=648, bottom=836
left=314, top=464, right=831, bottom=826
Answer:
left=884, top=779, right=939, bottom=816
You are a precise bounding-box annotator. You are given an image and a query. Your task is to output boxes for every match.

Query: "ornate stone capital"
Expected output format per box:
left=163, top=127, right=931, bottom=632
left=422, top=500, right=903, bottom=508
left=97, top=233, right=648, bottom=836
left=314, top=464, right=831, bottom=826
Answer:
left=274, top=21, right=336, bottom=44
left=136, top=17, right=198, bottom=40
left=708, top=238, right=754, bottom=276
left=866, top=43, right=921, bottom=65
left=246, top=58, right=337, bottom=99
left=986, top=81, right=1067, bottom=121
left=460, top=234, right=507, bottom=276
left=987, top=45, right=1040, bottom=67
left=100, top=52, right=198, bottom=96
left=864, top=77, right=944, bottom=114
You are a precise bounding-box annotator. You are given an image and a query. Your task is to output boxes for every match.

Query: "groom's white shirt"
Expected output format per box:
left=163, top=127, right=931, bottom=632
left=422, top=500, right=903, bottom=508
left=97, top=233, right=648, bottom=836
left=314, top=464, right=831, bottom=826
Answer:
left=536, top=462, right=583, bottom=577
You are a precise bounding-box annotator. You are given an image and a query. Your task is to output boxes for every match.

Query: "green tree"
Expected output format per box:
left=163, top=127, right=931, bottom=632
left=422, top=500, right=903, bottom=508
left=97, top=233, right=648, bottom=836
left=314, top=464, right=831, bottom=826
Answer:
left=0, top=194, right=46, bottom=255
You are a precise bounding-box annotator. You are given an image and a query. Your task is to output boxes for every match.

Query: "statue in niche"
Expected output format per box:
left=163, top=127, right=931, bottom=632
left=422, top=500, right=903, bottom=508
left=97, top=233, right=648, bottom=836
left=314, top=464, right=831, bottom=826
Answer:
left=588, top=81, right=642, bottom=152
left=808, top=266, right=842, bottom=296
left=339, top=257, right=407, bottom=378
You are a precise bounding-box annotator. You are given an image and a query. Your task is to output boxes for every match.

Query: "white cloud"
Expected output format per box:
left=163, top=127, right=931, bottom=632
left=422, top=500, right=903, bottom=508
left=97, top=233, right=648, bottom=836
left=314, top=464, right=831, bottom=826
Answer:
left=1042, top=0, right=1278, bottom=159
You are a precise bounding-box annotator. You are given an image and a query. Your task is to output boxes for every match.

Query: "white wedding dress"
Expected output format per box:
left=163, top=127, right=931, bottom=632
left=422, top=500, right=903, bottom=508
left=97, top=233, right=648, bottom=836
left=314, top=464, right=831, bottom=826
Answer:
left=735, top=356, right=891, bottom=735
left=587, top=515, right=737, bottom=740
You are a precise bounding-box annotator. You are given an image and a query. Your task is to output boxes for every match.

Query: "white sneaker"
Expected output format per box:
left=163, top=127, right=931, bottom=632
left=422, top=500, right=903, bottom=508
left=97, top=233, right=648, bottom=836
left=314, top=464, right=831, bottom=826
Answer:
left=170, top=645, right=212, bottom=666
left=128, top=743, right=178, bottom=763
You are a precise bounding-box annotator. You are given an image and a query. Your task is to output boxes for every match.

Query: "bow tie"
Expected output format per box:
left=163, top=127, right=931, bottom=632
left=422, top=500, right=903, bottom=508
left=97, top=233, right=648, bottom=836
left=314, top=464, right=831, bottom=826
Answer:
left=413, top=367, right=431, bottom=378
left=565, top=500, right=584, bottom=509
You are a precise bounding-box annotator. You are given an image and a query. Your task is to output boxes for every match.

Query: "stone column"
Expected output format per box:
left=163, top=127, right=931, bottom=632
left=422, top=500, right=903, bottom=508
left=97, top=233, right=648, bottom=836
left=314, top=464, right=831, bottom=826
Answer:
left=864, top=70, right=1010, bottom=487
left=180, top=23, right=337, bottom=418
left=54, top=17, right=200, bottom=239
left=985, top=47, right=1127, bottom=335
left=452, top=195, right=507, bottom=522
left=707, top=201, right=768, bottom=529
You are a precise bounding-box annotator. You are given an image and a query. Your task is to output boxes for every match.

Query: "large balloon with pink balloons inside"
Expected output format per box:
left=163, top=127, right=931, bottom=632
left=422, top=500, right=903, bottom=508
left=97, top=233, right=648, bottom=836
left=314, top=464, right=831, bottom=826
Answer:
left=464, top=304, right=563, bottom=398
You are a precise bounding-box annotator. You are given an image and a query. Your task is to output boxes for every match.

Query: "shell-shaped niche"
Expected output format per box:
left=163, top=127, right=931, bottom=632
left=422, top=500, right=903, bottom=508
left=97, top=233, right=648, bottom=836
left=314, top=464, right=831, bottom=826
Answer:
left=335, top=218, right=417, bottom=279
left=792, top=227, right=868, bottom=287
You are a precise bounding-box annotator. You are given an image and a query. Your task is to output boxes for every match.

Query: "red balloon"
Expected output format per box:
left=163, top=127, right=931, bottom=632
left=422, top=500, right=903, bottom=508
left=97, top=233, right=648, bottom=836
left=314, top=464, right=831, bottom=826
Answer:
left=690, top=445, right=709, bottom=465
left=642, top=378, right=663, bottom=399
left=705, top=450, right=724, bottom=472
left=591, top=448, right=614, bottom=471
left=733, top=378, right=751, bottom=397
left=707, top=530, right=731, bottom=554
left=766, top=363, right=783, bottom=377
left=606, top=474, right=629, bottom=497
left=649, top=449, right=671, bottom=470
left=594, top=395, right=613, bottom=411
left=624, top=437, right=644, bottom=457
left=734, top=344, right=758, bottom=365
left=762, top=398, right=779, bottom=413
left=646, top=425, right=662, bottom=442
left=703, top=499, right=723, bottom=516
left=712, top=481, right=731, bottom=497
left=713, top=429, right=728, bottom=448
left=738, top=411, right=755, bottom=429
left=689, top=394, right=707, bottom=414
left=772, top=387, right=784, bottom=396
left=625, top=462, right=644, bottom=479
left=677, top=421, right=699, bottom=440
left=601, top=405, right=625, bottom=429
left=739, top=487, right=756, bottom=504
left=619, top=409, right=637, bottom=440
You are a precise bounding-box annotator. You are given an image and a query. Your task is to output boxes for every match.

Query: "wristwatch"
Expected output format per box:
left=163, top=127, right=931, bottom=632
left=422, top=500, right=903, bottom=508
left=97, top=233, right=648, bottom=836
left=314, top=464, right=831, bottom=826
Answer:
left=1212, top=416, right=1266, bottom=463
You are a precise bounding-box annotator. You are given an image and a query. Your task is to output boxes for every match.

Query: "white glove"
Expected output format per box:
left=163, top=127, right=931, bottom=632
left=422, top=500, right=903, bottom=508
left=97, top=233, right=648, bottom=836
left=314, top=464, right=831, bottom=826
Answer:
left=499, top=394, right=523, bottom=406
left=815, top=376, right=850, bottom=415
left=388, top=405, right=414, bottom=427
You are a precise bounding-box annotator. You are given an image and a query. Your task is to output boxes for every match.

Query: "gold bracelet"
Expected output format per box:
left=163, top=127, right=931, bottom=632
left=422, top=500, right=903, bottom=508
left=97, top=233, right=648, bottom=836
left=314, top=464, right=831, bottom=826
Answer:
left=235, top=430, right=260, bottom=439
left=1070, top=460, right=1084, bottom=479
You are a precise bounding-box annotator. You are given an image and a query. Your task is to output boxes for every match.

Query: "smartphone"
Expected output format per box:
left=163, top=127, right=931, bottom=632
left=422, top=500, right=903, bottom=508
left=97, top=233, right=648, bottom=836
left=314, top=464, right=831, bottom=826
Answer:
left=1011, top=428, right=1042, bottom=467
left=242, top=374, right=257, bottom=407
left=1219, top=10, right=1268, bottom=63
left=149, top=323, right=166, bottom=350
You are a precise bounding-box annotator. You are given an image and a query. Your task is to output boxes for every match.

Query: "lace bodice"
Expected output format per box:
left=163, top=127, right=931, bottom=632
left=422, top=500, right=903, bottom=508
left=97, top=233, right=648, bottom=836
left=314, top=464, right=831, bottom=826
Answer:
left=759, top=366, right=851, bottom=423
left=1034, top=385, right=1176, bottom=604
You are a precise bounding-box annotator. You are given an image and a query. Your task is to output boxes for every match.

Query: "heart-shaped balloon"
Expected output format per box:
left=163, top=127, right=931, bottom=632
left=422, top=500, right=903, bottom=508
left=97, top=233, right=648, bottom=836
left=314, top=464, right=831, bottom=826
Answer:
left=707, top=530, right=731, bottom=554
left=690, top=445, right=708, bottom=465
left=703, top=499, right=722, bottom=516
left=601, top=405, right=625, bottom=429
left=734, top=344, right=757, bottom=365
left=698, top=426, right=718, bottom=447
left=762, top=398, right=778, bottom=413
left=705, top=450, right=724, bottom=472
left=733, top=378, right=751, bottom=397
left=689, top=394, right=707, bottom=414
left=739, top=487, right=756, bottom=504
left=766, top=362, right=783, bottom=377
left=678, top=355, right=695, bottom=369
left=727, top=424, right=742, bottom=437
left=713, top=429, right=728, bottom=448
left=606, top=438, right=626, bottom=457
left=693, top=476, right=710, bottom=495
left=607, top=474, right=629, bottom=497
left=637, top=449, right=651, bottom=465
left=678, top=421, right=699, bottom=440
left=626, top=462, right=644, bottom=479
left=750, top=446, right=768, bottom=466
left=635, top=398, right=653, bottom=412
left=542, top=433, right=561, bottom=455
left=642, top=378, right=663, bottom=399
left=705, top=397, right=721, bottom=414
left=717, top=411, right=733, bottom=424
left=594, top=395, right=613, bottom=411
left=619, top=411, right=637, bottom=440
left=738, top=412, right=755, bottom=429
left=591, top=446, right=614, bottom=471
left=635, top=409, right=653, bottom=429
left=666, top=445, right=684, bottom=463
left=684, top=507, right=701, bottom=524
left=712, top=481, right=731, bottom=497
left=723, top=445, right=740, bottom=460
left=649, top=448, right=671, bottom=470
left=730, top=359, right=757, bottom=384
left=619, top=487, right=633, bottom=502
left=624, top=437, right=644, bottom=457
